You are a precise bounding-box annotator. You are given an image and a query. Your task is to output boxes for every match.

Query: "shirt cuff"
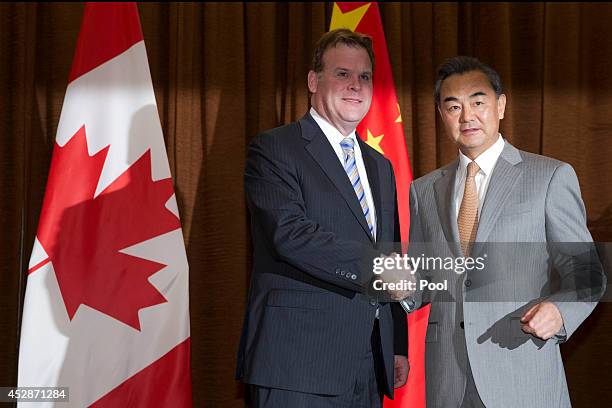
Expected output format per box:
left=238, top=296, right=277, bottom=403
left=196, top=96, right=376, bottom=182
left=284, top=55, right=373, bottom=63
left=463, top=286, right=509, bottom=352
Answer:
left=553, top=323, right=567, bottom=342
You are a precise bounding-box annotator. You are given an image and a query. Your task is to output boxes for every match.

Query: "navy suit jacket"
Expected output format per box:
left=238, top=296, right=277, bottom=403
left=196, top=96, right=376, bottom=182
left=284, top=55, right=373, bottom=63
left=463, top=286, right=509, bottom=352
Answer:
left=236, top=113, right=407, bottom=397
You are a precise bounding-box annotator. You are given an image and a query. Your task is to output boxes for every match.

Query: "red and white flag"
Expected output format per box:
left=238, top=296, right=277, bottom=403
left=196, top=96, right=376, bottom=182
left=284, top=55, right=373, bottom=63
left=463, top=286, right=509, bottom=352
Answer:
left=18, top=3, right=192, bottom=407
left=330, top=3, right=429, bottom=407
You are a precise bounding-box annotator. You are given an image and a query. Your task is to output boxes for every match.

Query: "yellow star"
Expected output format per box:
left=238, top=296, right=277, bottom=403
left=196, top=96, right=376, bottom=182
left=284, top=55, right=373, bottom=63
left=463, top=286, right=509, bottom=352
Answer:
left=365, top=129, right=385, bottom=155
left=395, top=103, right=402, bottom=123
left=330, top=3, right=371, bottom=32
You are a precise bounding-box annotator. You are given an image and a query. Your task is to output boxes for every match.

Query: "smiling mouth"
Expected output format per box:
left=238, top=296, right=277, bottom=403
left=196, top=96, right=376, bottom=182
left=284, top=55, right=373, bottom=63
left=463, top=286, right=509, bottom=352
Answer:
left=461, top=128, right=480, bottom=134
left=342, top=98, right=362, bottom=104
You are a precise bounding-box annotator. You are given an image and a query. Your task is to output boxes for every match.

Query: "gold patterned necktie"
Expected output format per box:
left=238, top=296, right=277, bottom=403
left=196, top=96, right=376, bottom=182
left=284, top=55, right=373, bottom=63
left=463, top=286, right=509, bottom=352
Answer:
left=458, top=161, right=480, bottom=256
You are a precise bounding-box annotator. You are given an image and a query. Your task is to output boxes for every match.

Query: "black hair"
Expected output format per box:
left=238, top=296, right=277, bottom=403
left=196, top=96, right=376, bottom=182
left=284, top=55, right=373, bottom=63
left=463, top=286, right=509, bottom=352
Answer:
left=434, top=56, right=503, bottom=105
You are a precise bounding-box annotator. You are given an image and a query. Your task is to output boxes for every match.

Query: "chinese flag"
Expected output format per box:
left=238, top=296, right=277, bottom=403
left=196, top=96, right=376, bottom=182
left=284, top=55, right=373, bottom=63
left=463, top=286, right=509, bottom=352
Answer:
left=18, top=3, right=192, bottom=407
left=330, top=3, right=429, bottom=407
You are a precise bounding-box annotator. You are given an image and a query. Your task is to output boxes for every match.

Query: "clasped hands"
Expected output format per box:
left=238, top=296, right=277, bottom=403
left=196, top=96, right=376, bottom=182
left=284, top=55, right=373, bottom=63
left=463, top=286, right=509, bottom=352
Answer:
left=375, top=252, right=417, bottom=301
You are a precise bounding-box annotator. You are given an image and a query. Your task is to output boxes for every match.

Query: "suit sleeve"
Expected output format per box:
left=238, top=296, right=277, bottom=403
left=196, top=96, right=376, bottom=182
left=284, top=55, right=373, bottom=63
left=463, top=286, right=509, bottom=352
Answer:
left=544, top=163, right=607, bottom=341
left=244, top=133, right=379, bottom=293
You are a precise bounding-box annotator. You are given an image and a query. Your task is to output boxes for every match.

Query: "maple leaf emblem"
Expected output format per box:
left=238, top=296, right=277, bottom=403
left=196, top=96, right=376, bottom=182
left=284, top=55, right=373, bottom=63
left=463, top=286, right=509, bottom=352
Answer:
left=36, top=126, right=180, bottom=330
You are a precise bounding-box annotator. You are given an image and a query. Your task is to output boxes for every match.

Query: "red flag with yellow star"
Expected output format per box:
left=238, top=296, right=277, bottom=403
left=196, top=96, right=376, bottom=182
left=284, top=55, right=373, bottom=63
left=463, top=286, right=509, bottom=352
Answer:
left=330, top=3, right=429, bottom=407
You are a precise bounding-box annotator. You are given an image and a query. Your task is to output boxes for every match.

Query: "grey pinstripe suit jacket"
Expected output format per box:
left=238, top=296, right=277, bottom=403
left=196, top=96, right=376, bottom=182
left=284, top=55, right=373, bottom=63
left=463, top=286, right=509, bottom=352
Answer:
left=405, top=141, right=606, bottom=407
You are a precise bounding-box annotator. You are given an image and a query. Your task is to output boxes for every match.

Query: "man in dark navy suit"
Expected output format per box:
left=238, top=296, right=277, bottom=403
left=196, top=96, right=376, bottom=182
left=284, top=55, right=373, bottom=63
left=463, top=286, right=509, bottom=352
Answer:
left=236, top=29, right=409, bottom=407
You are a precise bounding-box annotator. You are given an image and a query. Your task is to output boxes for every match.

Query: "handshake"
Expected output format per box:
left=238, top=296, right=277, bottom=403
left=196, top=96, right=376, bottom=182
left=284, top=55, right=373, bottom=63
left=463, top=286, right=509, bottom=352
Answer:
left=372, top=253, right=418, bottom=301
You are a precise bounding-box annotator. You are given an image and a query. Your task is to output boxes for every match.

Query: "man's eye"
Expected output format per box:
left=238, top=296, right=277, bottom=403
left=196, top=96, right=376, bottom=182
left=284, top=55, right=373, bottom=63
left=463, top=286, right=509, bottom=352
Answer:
left=360, top=74, right=371, bottom=81
left=449, top=106, right=460, bottom=112
left=475, top=101, right=484, bottom=106
left=337, top=71, right=348, bottom=78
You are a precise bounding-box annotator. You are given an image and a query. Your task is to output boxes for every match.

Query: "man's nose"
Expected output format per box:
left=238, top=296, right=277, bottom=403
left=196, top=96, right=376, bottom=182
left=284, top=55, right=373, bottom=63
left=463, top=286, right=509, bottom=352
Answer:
left=460, top=104, right=474, bottom=122
left=349, top=74, right=361, bottom=91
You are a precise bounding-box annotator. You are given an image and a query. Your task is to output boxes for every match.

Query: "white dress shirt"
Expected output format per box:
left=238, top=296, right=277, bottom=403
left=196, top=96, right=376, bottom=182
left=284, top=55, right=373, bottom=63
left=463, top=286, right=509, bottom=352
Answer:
left=454, top=134, right=505, bottom=220
left=310, top=107, right=377, bottom=240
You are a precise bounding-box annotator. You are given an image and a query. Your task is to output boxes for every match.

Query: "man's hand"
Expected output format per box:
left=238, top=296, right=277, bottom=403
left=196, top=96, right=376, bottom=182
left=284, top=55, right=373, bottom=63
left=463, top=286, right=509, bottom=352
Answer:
left=393, top=355, right=409, bottom=388
left=520, top=301, right=563, bottom=340
left=379, top=253, right=417, bottom=301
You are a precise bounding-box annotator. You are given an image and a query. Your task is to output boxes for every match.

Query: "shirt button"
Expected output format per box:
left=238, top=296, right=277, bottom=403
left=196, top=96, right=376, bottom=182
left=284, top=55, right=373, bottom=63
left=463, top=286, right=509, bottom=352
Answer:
left=464, top=279, right=472, bottom=287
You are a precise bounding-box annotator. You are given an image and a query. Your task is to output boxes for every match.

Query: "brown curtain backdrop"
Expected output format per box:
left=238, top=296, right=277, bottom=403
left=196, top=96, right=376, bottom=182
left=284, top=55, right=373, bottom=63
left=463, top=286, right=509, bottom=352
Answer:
left=1, top=2, right=611, bottom=407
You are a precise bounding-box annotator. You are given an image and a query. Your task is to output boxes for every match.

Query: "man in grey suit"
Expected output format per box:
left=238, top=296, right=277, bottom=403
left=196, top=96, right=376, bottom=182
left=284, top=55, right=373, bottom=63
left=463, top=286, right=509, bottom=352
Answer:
left=400, top=56, right=606, bottom=407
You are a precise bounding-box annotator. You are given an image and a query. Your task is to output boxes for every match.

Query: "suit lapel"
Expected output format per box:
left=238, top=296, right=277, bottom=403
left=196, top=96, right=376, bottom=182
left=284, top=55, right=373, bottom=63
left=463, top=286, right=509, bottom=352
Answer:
left=300, top=114, right=374, bottom=242
left=433, top=160, right=462, bottom=257
left=473, top=143, right=523, bottom=248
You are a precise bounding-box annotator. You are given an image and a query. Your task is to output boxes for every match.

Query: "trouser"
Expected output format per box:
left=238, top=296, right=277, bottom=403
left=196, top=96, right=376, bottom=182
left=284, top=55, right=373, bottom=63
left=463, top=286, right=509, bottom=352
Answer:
left=460, top=357, right=486, bottom=408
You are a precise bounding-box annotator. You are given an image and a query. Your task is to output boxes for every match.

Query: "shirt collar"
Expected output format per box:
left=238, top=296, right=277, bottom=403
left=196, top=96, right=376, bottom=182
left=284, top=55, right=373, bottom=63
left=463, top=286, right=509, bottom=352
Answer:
left=458, top=134, right=505, bottom=176
left=310, top=107, right=357, bottom=146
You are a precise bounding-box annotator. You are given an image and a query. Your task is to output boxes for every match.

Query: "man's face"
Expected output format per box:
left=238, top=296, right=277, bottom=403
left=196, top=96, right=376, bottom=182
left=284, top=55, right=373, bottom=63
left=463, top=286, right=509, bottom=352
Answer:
left=308, top=44, right=373, bottom=136
left=438, top=70, right=506, bottom=159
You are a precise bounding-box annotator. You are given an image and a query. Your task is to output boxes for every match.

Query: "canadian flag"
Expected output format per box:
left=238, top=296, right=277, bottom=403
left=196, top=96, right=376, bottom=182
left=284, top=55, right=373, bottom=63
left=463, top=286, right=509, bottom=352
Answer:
left=18, top=3, right=192, bottom=407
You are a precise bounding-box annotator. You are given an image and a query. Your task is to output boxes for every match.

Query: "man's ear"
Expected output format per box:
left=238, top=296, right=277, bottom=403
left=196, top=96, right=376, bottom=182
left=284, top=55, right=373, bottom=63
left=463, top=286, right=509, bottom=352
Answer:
left=497, top=94, right=507, bottom=120
left=307, top=70, right=318, bottom=94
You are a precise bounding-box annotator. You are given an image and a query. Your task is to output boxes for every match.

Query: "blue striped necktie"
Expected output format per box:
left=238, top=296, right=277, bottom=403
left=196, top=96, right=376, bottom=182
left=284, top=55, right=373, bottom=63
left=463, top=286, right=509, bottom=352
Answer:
left=340, top=137, right=374, bottom=238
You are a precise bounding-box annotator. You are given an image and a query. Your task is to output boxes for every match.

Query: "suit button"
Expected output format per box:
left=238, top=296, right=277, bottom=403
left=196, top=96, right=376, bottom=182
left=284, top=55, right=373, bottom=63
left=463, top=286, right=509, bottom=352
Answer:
left=464, top=279, right=472, bottom=287
left=340, top=270, right=346, bottom=276
left=460, top=321, right=464, bottom=329
left=370, top=299, right=377, bottom=306
left=351, top=274, right=357, bottom=280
